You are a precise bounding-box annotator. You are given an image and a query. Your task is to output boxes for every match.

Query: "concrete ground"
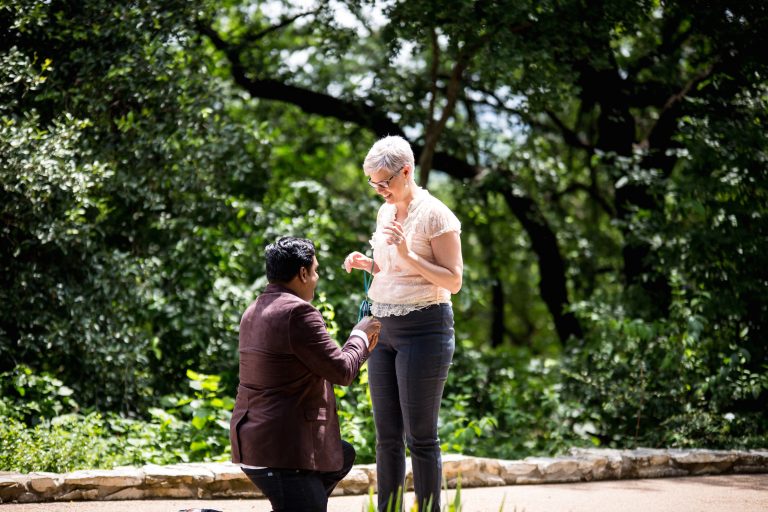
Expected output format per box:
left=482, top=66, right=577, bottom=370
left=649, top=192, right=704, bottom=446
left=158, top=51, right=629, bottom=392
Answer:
left=3, top=473, right=767, bottom=512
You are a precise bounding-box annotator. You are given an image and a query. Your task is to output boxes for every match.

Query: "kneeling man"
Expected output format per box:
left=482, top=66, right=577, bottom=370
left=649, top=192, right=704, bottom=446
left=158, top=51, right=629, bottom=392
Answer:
left=230, top=236, right=380, bottom=512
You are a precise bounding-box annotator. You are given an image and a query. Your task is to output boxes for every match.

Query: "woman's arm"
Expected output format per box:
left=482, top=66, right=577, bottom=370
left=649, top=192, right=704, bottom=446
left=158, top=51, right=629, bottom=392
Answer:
left=383, top=222, right=463, bottom=293
left=343, top=251, right=380, bottom=274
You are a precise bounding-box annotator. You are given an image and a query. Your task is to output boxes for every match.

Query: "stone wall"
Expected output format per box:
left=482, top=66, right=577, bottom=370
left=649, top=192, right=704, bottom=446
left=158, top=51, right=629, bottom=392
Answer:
left=1, top=448, right=766, bottom=504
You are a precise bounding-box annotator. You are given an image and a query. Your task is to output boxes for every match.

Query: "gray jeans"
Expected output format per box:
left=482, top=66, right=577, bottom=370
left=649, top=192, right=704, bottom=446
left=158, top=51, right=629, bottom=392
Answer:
left=368, top=304, right=455, bottom=512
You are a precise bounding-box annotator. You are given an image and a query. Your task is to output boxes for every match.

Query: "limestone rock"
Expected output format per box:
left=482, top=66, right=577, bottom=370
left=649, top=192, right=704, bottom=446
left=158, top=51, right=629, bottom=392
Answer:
left=103, top=487, right=146, bottom=500
left=499, top=461, right=539, bottom=484
left=206, top=463, right=249, bottom=482
left=525, top=456, right=582, bottom=483
left=0, top=476, right=27, bottom=503
left=733, top=450, right=768, bottom=473
left=27, top=472, right=61, bottom=494
left=149, top=486, right=199, bottom=498
left=64, top=467, right=143, bottom=488
left=2, top=449, right=767, bottom=503
left=56, top=488, right=100, bottom=501
left=669, top=449, right=738, bottom=475
left=622, top=448, right=680, bottom=479
left=340, top=467, right=372, bottom=495
left=143, top=464, right=200, bottom=486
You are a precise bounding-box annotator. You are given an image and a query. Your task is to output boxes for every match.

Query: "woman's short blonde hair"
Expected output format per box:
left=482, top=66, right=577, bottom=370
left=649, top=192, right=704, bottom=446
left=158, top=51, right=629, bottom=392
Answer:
left=363, top=135, right=415, bottom=176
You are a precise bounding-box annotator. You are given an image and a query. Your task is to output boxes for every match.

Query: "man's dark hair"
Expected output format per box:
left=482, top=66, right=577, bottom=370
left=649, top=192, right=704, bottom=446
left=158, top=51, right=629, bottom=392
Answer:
left=265, top=237, right=315, bottom=283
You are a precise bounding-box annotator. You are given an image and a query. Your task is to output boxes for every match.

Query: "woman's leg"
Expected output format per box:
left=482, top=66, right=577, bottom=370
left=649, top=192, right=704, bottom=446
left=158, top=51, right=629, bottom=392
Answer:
left=397, top=305, right=455, bottom=512
left=368, top=336, right=406, bottom=511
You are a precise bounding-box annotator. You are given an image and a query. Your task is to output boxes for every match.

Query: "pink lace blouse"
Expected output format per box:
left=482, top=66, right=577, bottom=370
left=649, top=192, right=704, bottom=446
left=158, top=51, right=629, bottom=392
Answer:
left=368, top=188, right=461, bottom=317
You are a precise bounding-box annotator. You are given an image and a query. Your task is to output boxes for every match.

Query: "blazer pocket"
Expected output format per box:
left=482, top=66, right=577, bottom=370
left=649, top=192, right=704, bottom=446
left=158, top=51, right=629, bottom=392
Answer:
left=304, top=407, right=328, bottom=421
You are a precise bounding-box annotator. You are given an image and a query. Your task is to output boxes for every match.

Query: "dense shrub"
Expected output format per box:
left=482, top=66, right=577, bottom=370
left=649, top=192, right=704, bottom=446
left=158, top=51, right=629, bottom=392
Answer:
left=562, top=296, right=768, bottom=449
left=0, top=366, right=232, bottom=472
left=337, top=340, right=579, bottom=465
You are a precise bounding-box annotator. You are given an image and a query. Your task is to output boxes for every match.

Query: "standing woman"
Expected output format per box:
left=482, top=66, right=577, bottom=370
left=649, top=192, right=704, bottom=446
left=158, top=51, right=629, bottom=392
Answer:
left=343, top=136, right=463, bottom=511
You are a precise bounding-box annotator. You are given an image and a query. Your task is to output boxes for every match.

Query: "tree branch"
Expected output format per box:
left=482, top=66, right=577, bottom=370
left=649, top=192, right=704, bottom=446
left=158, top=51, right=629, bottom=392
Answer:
left=463, top=83, right=596, bottom=153
left=198, top=22, right=405, bottom=137
left=426, top=27, right=440, bottom=133
left=417, top=19, right=530, bottom=186
left=418, top=53, right=470, bottom=186
left=545, top=110, right=594, bottom=153
left=626, top=12, right=692, bottom=79
left=554, top=182, right=615, bottom=217
left=644, top=64, right=715, bottom=148
left=248, top=7, right=324, bottom=43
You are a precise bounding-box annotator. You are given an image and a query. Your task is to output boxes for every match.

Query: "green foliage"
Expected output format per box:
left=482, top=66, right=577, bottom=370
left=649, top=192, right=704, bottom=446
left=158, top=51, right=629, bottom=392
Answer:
left=336, top=366, right=377, bottom=463
left=563, top=295, right=768, bottom=448
left=0, top=367, right=233, bottom=471
left=0, top=365, right=78, bottom=423
left=0, top=414, right=108, bottom=473
left=0, top=1, right=272, bottom=409
left=559, top=75, right=768, bottom=449
left=1, top=0, right=766, bottom=471
left=440, top=342, right=577, bottom=460
left=337, top=340, right=578, bottom=466
left=160, top=369, right=234, bottom=461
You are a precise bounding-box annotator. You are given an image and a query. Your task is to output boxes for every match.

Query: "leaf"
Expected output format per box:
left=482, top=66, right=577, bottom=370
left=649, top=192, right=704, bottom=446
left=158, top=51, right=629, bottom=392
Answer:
left=190, top=440, right=208, bottom=452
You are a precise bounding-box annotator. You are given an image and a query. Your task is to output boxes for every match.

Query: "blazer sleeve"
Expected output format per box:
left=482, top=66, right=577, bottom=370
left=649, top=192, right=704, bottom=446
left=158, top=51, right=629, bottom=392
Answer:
left=287, top=302, right=370, bottom=386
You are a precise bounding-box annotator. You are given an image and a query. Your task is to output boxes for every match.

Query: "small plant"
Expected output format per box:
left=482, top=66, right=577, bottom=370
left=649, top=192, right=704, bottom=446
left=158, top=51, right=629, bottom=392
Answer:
left=360, top=474, right=514, bottom=512
left=0, top=365, right=79, bottom=423
left=160, top=369, right=235, bottom=461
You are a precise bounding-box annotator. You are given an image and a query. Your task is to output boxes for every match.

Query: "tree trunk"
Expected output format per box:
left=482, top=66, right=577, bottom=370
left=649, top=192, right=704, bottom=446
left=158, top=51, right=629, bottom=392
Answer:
left=497, top=184, right=583, bottom=344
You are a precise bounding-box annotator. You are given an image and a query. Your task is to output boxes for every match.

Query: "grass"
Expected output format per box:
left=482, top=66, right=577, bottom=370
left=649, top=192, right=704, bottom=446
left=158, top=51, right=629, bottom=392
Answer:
left=362, top=474, right=516, bottom=512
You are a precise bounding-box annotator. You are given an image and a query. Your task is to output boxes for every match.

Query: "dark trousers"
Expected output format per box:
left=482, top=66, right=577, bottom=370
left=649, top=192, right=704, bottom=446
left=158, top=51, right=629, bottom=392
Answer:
left=368, top=304, right=455, bottom=512
left=241, top=440, right=355, bottom=512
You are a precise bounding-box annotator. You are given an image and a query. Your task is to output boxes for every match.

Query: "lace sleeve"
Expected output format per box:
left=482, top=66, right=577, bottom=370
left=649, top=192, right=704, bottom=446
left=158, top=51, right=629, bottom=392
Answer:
left=427, top=201, right=461, bottom=240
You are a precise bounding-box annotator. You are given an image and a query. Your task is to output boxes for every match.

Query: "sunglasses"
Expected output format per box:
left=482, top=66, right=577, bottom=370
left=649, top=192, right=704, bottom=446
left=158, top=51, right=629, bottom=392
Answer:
left=367, top=166, right=404, bottom=190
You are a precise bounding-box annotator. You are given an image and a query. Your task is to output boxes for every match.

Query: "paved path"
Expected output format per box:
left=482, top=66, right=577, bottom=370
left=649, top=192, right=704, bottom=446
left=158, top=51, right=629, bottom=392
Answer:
left=3, top=474, right=766, bottom=512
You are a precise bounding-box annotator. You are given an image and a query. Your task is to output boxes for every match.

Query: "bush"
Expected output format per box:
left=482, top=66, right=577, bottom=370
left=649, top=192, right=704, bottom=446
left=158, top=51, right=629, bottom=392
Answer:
left=336, top=340, right=580, bottom=466
left=440, top=340, right=579, bottom=459
left=0, top=365, right=79, bottom=423
left=0, top=366, right=233, bottom=472
left=562, top=296, right=768, bottom=449
left=0, top=414, right=107, bottom=473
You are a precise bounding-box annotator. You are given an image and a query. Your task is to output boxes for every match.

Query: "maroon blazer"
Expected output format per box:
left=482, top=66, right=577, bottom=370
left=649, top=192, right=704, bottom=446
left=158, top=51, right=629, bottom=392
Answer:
left=230, top=283, right=369, bottom=472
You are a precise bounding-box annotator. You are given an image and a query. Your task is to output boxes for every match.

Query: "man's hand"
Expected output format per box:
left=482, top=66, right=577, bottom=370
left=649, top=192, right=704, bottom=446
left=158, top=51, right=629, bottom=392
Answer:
left=354, top=316, right=381, bottom=351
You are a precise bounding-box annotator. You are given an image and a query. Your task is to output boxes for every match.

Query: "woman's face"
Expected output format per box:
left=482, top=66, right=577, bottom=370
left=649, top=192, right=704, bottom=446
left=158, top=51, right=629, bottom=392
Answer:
left=368, top=165, right=409, bottom=203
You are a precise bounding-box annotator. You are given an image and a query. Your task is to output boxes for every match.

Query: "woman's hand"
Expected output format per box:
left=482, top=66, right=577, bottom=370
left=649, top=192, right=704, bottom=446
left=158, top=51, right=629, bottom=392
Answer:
left=382, top=222, right=463, bottom=294
left=382, top=221, right=409, bottom=257
left=343, top=251, right=374, bottom=273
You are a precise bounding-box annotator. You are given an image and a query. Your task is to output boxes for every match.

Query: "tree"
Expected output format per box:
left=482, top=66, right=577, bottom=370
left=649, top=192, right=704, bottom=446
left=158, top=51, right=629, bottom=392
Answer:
left=1, top=0, right=765, bottom=447
left=196, top=0, right=766, bottom=339
left=1, top=0, right=274, bottom=408
left=193, top=0, right=768, bottom=436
